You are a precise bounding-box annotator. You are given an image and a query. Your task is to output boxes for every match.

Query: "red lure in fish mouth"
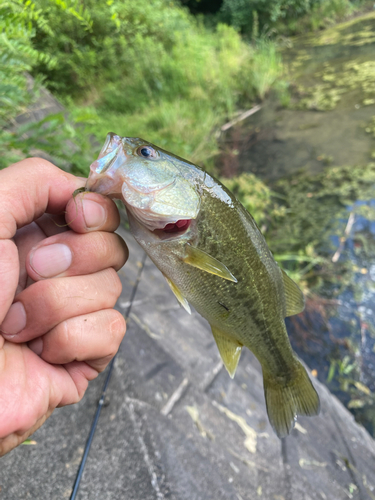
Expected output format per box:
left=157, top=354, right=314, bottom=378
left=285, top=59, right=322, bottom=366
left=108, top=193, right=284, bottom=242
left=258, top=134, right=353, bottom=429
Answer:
left=162, top=219, right=191, bottom=233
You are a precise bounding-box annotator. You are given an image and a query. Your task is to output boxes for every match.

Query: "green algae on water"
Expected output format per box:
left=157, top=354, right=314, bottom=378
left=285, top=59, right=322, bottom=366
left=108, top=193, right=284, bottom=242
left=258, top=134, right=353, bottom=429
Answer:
left=293, top=60, right=375, bottom=110
left=304, top=11, right=375, bottom=47
left=286, top=11, right=375, bottom=110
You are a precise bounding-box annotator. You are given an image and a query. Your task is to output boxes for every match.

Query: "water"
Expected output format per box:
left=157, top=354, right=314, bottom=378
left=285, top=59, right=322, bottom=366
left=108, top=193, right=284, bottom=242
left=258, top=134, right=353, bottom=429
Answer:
left=220, top=12, right=375, bottom=434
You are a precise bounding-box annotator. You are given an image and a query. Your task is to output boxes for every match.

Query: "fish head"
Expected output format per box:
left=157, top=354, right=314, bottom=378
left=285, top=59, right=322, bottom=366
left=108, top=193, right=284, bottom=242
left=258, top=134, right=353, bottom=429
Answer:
left=86, top=133, right=201, bottom=233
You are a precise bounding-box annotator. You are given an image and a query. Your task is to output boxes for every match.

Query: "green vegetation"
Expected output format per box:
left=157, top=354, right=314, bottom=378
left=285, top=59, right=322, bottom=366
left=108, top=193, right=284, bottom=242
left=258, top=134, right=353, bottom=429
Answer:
left=271, top=163, right=375, bottom=285
left=327, top=354, right=375, bottom=434
left=0, top=0, right=55, bottom=123
left=2, top=0, right=370, bottom=169
left=280, top=0, right=369, bottom=34
left=304, top=9, right=375, bottom=45
left=287, top=11, right=375, bottom=111
left=294, top=58, right=375, bottom=111
left=0, top=0, right=285, bottom=173
left=221, top=173, right=274, bottom=227
left=0, top=0, right=94, bottom=172
left=204, top=0, right=371, bottom=37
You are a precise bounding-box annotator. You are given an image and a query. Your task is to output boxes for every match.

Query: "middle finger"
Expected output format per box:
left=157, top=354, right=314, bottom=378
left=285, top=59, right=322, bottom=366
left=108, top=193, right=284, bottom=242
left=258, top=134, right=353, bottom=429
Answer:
left=26, top=231, right=128, bottom=281
left=0, top=268, right=122, bottom=343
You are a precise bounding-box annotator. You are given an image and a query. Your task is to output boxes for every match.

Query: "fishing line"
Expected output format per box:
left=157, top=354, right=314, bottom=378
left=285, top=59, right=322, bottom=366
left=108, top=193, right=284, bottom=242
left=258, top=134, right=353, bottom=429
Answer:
left=70, top=251, right=147, bottom=500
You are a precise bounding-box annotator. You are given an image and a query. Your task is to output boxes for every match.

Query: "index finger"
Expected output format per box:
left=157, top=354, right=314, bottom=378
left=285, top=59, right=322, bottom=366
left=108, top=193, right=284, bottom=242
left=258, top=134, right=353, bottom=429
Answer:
left=0, top=157, right=85, bottom=239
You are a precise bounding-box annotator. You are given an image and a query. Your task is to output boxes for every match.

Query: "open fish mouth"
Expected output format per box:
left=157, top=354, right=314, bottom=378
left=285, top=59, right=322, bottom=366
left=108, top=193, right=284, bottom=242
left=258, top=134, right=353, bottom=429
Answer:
left=162, top=219, right=192, bottom=233
left=147, top=218, right=193, bottom=241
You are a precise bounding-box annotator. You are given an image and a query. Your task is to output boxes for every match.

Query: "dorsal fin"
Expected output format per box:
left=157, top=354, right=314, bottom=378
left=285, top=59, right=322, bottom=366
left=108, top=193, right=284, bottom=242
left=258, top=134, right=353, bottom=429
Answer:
left=281, top=269, right=305, bottom=317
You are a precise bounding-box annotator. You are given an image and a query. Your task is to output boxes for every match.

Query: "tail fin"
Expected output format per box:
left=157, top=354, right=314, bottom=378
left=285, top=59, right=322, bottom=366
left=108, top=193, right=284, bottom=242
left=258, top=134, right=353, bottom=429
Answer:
left=263, top=360, right=320, bottom=438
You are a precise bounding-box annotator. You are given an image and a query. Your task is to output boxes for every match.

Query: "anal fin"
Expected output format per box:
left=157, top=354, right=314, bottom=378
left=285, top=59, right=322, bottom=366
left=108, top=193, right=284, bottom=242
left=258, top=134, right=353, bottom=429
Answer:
left=164, top=276, right=191, bottom=314
left=183, top=244, right=237, bottom=283
left=211, top=326, right=242, bottom=378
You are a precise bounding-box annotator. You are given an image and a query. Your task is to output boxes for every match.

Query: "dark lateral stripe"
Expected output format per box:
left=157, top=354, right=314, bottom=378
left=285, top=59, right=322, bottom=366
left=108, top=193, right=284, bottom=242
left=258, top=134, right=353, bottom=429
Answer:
left=249, top=306, right=292, bottom=379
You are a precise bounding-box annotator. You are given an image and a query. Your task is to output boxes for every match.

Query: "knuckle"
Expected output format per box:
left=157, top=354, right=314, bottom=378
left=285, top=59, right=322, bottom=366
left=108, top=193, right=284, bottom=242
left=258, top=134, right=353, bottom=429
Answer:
left=73, top=385, right=87, bottom=404
left=56, top=320, right=73, bottom=350
left=27, top=157, right=56, bottom=171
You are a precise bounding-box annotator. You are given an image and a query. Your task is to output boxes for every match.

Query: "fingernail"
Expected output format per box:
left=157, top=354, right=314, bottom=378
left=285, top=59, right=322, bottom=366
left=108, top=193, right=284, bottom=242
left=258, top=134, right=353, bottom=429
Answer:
left=29, top=337, right=43, bottom=356
left=30, top=244, right=72, bottom=278
left=0, top=302, right=26, bottom=336
left=82, top=199, right=106, bottom=229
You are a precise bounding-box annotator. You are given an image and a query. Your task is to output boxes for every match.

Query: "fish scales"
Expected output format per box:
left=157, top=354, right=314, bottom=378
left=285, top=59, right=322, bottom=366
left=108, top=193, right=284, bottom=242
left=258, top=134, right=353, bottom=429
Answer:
left=85, top=133, right=320, bottom=438
left=154, top=188, right=291, bottom=375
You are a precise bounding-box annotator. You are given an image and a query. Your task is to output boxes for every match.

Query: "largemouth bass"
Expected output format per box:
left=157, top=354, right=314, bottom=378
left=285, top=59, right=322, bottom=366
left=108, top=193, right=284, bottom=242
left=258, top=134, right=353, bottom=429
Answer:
left=85, top=133, right=320, bottom=438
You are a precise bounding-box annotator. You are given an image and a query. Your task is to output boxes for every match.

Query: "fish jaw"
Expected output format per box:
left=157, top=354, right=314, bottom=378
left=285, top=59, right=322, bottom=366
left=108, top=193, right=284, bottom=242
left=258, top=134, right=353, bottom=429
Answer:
left=86, top=133, right=201, bottom=232
left=85, top=135, right=127, bottom=198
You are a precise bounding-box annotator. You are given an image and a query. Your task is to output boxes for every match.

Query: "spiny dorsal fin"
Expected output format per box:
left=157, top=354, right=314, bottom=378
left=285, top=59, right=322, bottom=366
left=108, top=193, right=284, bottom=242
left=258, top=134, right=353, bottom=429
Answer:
left=164, top=276, right=191, bottom=314
left=281, top=268, right=305, bottom=317
left=211, top=326, right=242, bottom=378
left=183, top=244, right=237, bottom=283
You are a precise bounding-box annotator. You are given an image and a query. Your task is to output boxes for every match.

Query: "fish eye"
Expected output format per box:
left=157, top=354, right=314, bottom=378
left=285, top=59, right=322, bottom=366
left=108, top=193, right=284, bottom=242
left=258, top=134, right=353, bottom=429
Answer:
left=137, top=145, right=158, bottom=159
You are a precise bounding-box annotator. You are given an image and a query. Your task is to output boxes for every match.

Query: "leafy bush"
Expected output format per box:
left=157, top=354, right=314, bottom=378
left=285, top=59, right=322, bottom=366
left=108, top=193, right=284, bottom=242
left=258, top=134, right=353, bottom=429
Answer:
left=250, top=37, right=283, bottom=99
left=28, top=0, right=248, bottom=109
left=0, top=0, right=52, bottom=125
left=81, top=18, right=280, bottom=167
left=1, top=0, right=284, bottom=172
left=0, top=0, right=96, bottom=172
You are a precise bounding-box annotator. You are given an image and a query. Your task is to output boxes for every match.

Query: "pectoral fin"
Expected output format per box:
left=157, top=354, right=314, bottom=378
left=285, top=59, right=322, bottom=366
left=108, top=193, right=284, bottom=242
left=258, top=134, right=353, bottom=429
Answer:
left=164, top=276, right=191, bottom=314
left=281, top=269, right=305, bottom=317
left=211, top=326, right=242, bottom=378
left=183, top=244, right=237, bottom=283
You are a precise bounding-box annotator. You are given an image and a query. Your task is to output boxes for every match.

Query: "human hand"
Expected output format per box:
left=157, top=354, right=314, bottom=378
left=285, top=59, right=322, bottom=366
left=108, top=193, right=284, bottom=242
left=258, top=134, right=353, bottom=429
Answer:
left=0, top=158, right=128, bottom=456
